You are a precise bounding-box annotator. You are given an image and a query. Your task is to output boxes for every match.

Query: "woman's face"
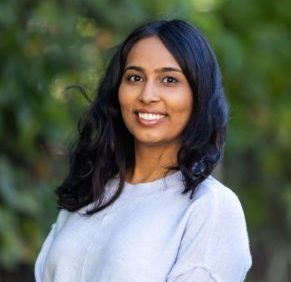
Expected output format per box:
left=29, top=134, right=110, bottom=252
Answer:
left=118, top=36, right=193, bottom=148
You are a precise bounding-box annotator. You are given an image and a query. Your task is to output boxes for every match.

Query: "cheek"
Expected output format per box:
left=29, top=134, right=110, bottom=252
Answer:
left=171, top=93, right=193, bottom=120
left=118, top=85, right=134, bottom=110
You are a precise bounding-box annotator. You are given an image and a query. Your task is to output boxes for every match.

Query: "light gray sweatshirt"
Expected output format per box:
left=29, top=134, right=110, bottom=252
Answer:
left=35, top=172, right=252, bottom=282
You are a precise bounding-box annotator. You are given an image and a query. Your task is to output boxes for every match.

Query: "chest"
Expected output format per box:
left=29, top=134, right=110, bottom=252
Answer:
left=45, top=194, right=190, bottom=281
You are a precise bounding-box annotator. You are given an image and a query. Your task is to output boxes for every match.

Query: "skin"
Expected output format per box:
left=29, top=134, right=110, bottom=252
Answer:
left=118, top=36, right=193, bottom=183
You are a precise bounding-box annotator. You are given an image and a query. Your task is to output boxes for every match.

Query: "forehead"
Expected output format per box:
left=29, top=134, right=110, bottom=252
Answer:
left=125, top=36, right=180, bottom=69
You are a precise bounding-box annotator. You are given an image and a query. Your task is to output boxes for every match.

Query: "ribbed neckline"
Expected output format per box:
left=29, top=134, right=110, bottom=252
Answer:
left=120, top=170, right=184, bottom=197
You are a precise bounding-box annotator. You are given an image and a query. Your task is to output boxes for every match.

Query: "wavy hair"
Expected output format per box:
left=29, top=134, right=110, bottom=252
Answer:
left=56, top=19, right=229, bottom=214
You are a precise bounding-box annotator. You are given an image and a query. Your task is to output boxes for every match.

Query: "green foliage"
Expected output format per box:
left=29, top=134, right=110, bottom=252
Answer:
left=0, top=0, right=290, bottom=280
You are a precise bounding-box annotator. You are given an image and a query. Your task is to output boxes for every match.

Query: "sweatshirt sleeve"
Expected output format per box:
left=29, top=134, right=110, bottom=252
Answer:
left=166, top=180, right=252, bottom=282
left=34, top=209, right=70, bottom=282
left=34, top=223, right=56, bottom=282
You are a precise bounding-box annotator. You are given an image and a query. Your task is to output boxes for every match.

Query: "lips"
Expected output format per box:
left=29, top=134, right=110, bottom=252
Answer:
left=134, top=109, right=167, bottom=125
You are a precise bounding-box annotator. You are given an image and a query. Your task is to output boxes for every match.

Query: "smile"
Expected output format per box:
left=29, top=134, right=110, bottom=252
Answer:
left=137, top=112, right=166, bottom=120
left=134, top=110, right=167, bottom=126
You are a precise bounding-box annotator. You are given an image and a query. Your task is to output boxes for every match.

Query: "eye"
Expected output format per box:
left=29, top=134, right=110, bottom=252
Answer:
left=162, top=76, right=178, bottom=84
left=126, top=74, right=143, bottom=82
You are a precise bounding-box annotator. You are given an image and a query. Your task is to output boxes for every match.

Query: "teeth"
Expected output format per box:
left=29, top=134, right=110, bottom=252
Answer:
left=138, top=112, right=165, bottom=120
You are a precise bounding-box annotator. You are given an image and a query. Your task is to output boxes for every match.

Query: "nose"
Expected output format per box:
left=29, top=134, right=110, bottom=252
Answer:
left=138, top=81, right=160, bottom=104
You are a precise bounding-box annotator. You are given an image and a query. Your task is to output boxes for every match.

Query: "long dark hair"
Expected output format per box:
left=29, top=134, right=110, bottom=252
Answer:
left=56, top=19, right=228, bottom=214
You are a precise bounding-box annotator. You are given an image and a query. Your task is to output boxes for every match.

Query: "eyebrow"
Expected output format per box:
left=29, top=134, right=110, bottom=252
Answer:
left=124, top=65, right=183, bottom=73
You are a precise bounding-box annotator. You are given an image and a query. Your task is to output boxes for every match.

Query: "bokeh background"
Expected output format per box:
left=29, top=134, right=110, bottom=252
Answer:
left=0, top=0, right=290, bottom=281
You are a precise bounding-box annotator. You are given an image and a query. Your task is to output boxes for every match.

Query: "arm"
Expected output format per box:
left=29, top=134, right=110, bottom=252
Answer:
left=34, top=209, right=70, bottom=282
left=167, top=266, right=218, bottom=282
left=167, top=181, right=252, bottom=282
left=35, top=224, right=56, bottom=282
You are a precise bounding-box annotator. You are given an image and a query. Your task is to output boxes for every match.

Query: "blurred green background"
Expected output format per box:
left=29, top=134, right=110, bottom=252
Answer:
left=0, top=0, right=290, bottom=281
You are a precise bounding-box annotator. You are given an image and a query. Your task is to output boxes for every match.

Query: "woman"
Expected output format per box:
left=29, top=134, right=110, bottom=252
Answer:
left=35, top=19, right=252, bottom=281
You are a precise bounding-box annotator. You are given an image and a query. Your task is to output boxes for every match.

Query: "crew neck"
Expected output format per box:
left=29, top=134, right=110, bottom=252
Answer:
left=121, top=170, right=183, bottom=197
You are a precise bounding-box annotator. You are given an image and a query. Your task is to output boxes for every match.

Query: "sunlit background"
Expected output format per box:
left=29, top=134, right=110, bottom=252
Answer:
left=0, top=0, right=290, bottom=281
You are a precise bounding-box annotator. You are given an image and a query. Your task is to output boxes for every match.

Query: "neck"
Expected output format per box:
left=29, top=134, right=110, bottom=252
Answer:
left=127, top=142, right=180, bottom=184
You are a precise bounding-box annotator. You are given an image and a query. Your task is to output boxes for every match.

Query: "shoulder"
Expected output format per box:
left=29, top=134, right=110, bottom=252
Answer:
left=191, top=176, right=252, bottom=277
left=52, top=209, right=71, bottom=234
left=167, top=175, right=252, bottom=281
left=193, top=175, right=239, bottom=201
left=191, top=175, right=246, bottom=221
left=189, top=175, right=251, bottom=245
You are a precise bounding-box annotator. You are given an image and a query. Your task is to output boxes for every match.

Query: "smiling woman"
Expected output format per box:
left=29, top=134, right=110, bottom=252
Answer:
left=35, top=19, right=252, bottom=282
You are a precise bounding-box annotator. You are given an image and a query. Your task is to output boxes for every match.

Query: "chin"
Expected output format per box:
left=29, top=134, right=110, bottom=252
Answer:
left=135, top=136, right=179, bottom=148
